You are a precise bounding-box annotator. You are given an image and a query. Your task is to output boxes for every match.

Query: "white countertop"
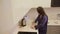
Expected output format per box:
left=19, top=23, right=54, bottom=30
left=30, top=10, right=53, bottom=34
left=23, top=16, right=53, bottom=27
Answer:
left=12, top=26, right=38, bottom=34
left=48, top=20, right=60, bottom=26
left=18, top=26, right=38, bottom=32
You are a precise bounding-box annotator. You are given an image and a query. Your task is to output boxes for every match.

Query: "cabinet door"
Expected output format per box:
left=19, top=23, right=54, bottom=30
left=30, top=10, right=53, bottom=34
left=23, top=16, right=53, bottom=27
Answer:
left=51, top=0, right=60, bottom=7
left=47, top=26, right=60, bottom=34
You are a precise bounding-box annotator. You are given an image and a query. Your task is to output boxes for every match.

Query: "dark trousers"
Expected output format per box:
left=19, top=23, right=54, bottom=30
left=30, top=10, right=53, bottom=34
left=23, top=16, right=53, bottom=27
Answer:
left=38, top=30, right=47, bottom=34
left=38, top=27, right=47, bottom=34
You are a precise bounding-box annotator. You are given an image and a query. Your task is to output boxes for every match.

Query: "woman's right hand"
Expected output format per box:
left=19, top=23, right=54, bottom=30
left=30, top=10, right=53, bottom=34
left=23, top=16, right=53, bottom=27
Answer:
left=30, top=22, right=36, bottom=29
left=31, top=25, right=35, bottom=29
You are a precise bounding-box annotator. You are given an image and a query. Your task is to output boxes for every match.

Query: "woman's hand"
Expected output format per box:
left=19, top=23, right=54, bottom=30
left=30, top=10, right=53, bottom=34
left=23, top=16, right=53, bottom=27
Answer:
left=31, top=22, right=36, bottom=29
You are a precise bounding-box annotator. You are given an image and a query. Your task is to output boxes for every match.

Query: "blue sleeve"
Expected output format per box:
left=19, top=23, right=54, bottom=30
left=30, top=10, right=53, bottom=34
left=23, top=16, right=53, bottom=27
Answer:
left=37, top=16, right=48, bottom=29
left=35, top=16, right=39, bottom=23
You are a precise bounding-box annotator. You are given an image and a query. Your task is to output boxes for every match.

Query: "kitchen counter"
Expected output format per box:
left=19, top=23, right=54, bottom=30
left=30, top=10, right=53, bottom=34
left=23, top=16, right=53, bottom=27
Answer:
left=18, top=26, right=38, bottom=32
left=48, top=20, right=60, bottom=26
left=12, top=24, right=38, bottom=34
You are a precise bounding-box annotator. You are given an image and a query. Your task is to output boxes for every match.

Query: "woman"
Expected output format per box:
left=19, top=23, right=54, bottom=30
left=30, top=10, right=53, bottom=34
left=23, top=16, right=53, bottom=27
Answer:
left=31, top=7, right=48, bottom=34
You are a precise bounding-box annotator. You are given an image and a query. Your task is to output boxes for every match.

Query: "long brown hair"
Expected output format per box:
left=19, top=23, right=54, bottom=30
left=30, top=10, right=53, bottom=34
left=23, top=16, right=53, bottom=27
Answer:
left=37, top=7, right=46, bottom=16
left=37, top=7, right=47, bottom=21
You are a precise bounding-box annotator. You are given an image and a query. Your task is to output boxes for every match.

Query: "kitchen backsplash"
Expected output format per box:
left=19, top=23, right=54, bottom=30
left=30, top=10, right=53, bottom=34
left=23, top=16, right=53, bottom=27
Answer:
left=44, top=7, right=60, bottom=20
left=24, top=7, right=60, bottom=20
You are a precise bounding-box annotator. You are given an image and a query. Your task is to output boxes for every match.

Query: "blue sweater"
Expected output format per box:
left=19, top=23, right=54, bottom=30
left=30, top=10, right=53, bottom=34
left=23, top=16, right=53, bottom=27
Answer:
left=35, top=15, right=48, bottom=29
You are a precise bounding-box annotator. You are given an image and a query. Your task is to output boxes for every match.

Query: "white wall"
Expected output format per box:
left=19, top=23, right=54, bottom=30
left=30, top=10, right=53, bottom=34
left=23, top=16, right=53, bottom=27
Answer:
left=0, top=0, right=14, bottom=34
left=11, top=0, right=51, bottom=24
